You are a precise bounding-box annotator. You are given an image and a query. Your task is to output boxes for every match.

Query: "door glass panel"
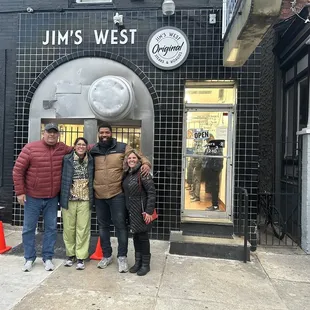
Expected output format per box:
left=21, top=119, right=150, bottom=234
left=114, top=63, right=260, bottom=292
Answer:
left=184, top=111, right=229, bottom=212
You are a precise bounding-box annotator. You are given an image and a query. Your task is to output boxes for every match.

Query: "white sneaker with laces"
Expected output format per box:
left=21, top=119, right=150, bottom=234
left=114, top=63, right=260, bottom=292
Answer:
left=97, top=256, right=113, bottom=269
left=22, top=260, right=34, bottom=272
left=43, top=259, right=55, bottom=271
left=64, top=256, right=76, bottom=267
left=118, top=256, right=129, bottom=273
left=76, top=259, right=85, bottom=270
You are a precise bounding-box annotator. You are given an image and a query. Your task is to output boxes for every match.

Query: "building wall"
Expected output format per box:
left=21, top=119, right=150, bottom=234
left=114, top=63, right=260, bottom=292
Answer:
left=258, top=0, right=310, bottom=193
left=0, top=11, right=18, bottom=221
left=258, top=28, right=276, bottom=194
left=0, top=0, right=260, bottom=244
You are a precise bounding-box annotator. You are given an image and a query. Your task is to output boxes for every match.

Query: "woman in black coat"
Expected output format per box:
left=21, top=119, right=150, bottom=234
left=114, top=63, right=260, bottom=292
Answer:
left=122, top=150, right=156, bottom=276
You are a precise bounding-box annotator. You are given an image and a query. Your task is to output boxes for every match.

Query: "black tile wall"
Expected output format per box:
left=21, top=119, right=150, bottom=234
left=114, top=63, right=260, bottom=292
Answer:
left=12, top=9, right=261, bottom=243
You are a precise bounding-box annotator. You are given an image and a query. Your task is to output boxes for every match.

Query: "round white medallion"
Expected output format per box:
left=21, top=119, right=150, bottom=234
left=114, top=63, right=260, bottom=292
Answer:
left=88, top=76, right=134, bottom=120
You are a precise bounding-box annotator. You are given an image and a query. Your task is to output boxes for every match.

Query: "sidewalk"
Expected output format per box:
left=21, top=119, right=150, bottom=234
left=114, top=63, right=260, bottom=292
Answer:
left=1, top=225, right=310, bottom=310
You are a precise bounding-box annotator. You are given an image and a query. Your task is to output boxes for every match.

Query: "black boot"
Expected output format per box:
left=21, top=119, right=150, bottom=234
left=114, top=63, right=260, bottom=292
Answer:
left=129, top=252, right=142, bottom=273
left=137, top=254, right=151, bottom=276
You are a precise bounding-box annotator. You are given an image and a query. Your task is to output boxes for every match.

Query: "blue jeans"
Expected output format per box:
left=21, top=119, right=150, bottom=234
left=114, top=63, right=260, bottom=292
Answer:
left=95, top=193, right=128, bottom=257
left=22, top=195, right=58, bottom=262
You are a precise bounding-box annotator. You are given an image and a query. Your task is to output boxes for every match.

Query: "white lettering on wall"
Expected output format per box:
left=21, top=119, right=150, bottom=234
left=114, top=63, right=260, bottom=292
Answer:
left=42, top=29, right=137, bottom=45
left=74, top=30, right=83, bottom=45
left=129, top=29, right=137, bottom=44
left=43, top=30, right=83, bottom=46
left=58, top=31, right=69, bottom=45
left=94, top=30, right=109, bottom=44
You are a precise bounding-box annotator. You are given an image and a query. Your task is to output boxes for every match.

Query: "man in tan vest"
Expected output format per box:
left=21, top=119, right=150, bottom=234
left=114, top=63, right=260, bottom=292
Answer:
left=90, top=122, right=151, bottom=273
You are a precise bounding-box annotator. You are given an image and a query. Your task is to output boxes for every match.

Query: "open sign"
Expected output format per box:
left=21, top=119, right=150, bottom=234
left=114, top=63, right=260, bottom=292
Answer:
left=194, top=130, right=209, bottom=140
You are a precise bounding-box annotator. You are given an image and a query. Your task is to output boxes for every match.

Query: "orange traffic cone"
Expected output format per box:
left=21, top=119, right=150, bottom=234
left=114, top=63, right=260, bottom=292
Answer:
left=0, top=221, right=12, bottom=254
left=90, top=236, right=103, bottom=260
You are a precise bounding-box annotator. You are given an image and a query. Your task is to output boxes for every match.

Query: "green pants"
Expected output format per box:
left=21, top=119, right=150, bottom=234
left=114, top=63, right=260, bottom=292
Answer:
left=62, top=201, right=91, bottom=260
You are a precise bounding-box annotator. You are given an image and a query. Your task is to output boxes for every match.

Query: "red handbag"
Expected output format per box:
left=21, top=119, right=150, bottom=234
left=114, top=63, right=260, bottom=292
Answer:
left=143, top=208, right=158, bottom=222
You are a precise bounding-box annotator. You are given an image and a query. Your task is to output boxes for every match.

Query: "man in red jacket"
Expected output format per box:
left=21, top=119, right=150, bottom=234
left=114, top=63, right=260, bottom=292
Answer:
left=13, top=123, right=72, bottom=272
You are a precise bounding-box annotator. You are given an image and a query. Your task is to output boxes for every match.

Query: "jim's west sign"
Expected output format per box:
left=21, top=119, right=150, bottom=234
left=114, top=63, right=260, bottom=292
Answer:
left=42, top=29, right=137, bottom=45
left=41, top=26, right=189, bottom=70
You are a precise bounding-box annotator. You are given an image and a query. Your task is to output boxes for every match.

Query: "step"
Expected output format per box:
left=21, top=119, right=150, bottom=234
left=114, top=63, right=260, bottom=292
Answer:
left=181, top=218, right=234, bottom=238
left=169, top=231, right=250, bottom=262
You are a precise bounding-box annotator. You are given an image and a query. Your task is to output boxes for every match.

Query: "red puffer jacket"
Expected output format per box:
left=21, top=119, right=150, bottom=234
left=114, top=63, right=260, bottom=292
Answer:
left=13, top=140, right=72, bottom=198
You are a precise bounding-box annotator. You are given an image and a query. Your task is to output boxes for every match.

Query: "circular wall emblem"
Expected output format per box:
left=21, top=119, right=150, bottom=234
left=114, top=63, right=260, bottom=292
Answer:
left=146, top=27, right=190, bottom=70
left=88, top=76, right=134, bottom=121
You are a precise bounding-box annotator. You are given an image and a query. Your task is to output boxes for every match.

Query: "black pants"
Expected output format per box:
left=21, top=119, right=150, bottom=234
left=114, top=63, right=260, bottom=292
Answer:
left=205, top=170, right=220, bottom=206
left=133, top=231, right=150, bottom=255
left=95, top=193, right=128, bottom=258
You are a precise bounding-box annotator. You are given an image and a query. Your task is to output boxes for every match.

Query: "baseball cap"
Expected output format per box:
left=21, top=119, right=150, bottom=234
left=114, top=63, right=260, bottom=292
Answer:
left=44, top=123, right=59, bottom=132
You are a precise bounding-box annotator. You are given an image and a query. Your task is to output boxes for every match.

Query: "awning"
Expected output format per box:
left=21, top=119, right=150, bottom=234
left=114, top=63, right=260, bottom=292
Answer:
left=222, top=0, right=282, bottom=67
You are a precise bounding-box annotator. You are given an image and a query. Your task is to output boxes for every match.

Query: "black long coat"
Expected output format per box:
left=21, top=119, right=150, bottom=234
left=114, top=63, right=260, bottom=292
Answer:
left=122, top=163, right=156, bottom=233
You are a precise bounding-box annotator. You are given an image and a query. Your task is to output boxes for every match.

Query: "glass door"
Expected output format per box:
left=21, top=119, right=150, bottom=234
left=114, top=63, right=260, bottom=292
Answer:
left=182, top=109, right=234, bottom=219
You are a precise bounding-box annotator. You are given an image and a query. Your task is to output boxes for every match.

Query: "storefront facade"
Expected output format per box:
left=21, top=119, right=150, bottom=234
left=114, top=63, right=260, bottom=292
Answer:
left=0, top=0, right=261, bottom=247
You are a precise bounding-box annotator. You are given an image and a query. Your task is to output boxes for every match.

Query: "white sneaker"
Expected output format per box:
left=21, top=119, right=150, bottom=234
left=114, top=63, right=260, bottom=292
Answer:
left=76, top=259, right=85, bottom=270
left=97, top=256, right=113, bottom=269
left=64, top=256, right=76, bottom=267
left=118, top=256, right=129, bottom=273
left=22, top=260, right=34, bottom=272
left=43, top=259, right=55, bottom=271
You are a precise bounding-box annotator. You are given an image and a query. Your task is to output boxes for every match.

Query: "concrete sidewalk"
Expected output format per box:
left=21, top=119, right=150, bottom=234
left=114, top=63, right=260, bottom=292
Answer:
left=1, top=225, right=310, bottom=310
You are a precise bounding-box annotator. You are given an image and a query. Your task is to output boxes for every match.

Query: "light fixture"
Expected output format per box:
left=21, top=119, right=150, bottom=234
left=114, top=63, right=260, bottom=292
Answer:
left=162, top=0, right=175, bottom=16
left=113, top=12, right=124, bottom=27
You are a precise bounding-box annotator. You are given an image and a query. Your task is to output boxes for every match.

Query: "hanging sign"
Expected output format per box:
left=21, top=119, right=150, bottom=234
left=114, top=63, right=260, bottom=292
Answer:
left=194, top=129, right=209, bottom=140
left=146, top=27, right=190, bottom=70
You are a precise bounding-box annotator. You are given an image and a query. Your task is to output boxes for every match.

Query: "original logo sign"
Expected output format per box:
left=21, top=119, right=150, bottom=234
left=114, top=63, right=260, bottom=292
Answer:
left=146, top=27, right=190, bottom=70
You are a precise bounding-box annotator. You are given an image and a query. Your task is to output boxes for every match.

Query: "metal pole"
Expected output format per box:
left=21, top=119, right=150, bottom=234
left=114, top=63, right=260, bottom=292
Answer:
left=244, top=189, right=249, bottom=263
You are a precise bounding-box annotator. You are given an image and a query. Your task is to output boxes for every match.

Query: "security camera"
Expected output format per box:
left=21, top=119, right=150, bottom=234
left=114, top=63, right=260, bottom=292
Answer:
left=113, top=13, right=123, bottom=26
left=26, top=7, right=34, bottom=13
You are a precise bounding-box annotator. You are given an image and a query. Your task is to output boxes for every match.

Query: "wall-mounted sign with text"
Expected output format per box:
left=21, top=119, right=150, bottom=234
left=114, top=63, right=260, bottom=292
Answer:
left=42, top=29, right=137, bottom=46
left=146, top=27, right=190, bottom=70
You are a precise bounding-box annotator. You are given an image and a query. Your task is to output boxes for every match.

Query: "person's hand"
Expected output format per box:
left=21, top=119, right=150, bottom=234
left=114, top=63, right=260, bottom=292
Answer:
left=142, top=212, right=152, bottom=224
left=17, top=194, right=26, bottom=206
left=140, top=164, right=151, bottom=177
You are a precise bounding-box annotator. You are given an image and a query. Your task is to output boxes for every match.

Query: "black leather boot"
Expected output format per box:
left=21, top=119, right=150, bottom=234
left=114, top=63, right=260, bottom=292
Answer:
left=137, top=254, right=151, bottom=276
left=129, top=252, right=142, bottom=273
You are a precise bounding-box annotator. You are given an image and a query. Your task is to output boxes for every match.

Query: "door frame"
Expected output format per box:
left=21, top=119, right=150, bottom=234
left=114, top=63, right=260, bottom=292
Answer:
left=181, top=105, right=236, bottom=220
